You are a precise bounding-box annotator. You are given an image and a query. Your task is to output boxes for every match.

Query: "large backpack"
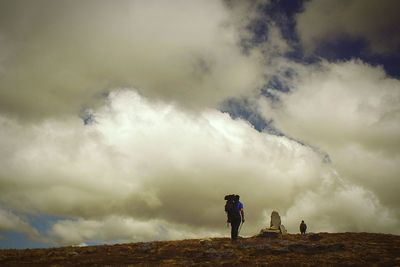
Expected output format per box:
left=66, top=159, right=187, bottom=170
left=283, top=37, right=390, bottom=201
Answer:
left=224, top=194, right=241, bottom=222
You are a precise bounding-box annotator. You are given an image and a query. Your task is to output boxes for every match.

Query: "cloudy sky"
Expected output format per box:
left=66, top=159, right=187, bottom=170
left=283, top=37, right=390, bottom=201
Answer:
left=0, top=0, right=399, bottom=248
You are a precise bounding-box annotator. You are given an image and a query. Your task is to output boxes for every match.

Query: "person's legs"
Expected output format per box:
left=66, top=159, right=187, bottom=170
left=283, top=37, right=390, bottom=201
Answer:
left=231, top=220, right=240, bottom=240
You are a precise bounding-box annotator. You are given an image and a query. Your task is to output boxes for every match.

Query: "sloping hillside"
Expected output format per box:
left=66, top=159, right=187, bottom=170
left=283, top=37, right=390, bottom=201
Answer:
left=1, top=232, right=399, bottom=266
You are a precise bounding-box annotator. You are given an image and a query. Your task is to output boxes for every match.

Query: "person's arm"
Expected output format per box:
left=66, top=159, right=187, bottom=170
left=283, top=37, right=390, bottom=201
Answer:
left=240, top=209, right=245, bottom=223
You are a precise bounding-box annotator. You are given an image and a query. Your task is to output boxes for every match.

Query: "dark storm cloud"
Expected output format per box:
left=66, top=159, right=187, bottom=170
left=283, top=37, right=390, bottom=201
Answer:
left=296, top=0, right=400, bottom=56
left=0, top=0, right=264, bottom=121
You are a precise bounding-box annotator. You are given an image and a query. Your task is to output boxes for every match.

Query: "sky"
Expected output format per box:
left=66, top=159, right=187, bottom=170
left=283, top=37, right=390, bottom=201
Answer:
left=0, top=0, right=399, bottom=248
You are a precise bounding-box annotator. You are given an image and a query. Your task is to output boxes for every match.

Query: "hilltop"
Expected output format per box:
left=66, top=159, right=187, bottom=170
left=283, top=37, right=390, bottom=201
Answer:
left=1, top=232, right=400, bottom=266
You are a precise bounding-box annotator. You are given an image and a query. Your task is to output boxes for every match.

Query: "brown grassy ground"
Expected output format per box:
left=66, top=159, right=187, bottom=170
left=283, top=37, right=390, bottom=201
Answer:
left=1, top=232, right=400, bottom=266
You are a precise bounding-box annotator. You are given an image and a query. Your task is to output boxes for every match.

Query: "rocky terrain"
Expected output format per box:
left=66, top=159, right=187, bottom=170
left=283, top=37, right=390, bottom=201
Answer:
left=1, top=232, right=400, bottom=266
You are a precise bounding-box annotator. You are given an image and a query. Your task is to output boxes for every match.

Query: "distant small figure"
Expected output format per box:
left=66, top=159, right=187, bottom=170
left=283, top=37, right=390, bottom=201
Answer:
left=224, top=194, right=244, bottom=241
left=300, top=220, right=307, bottom=235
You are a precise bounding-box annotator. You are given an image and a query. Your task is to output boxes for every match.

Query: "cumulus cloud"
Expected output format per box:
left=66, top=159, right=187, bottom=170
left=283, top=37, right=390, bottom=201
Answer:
left=296, top=0, right=400, bottom=55
left=48, top=216, right=221, bottom=246
left=283, top=180, right=398, bottom=233
left=1, top=89, right=398, bottom=245
left=260, top=60, right=400, bottom=222
left=0, top=208, right=40, bottom=239
left=0, top=0, right=264, bottom=120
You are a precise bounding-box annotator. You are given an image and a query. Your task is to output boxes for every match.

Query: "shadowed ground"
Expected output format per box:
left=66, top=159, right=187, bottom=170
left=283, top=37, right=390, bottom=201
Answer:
left=1, top=232, right=400, bottom=266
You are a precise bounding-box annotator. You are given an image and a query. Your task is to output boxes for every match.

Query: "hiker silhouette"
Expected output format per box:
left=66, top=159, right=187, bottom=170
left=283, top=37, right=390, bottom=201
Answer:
left=224, top=194, right=244, bottom=240
left=300, top=220, right=307, bottom=235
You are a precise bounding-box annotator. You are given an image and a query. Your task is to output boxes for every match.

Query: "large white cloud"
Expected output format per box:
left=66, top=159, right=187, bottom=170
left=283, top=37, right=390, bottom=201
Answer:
left=260, top=60, right=400, bottom=223
left=296, top=0, right=400, bottom=55
left=0, top=0, right=264, bottom=120
left=0, top=89, right=397, bottom=245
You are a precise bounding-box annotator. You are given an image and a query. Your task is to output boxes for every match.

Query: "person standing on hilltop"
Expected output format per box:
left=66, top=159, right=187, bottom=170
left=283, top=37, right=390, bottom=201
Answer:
left=300, top=220, right=307, bottom=235
left=224, top=194, right=245, bottom=241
